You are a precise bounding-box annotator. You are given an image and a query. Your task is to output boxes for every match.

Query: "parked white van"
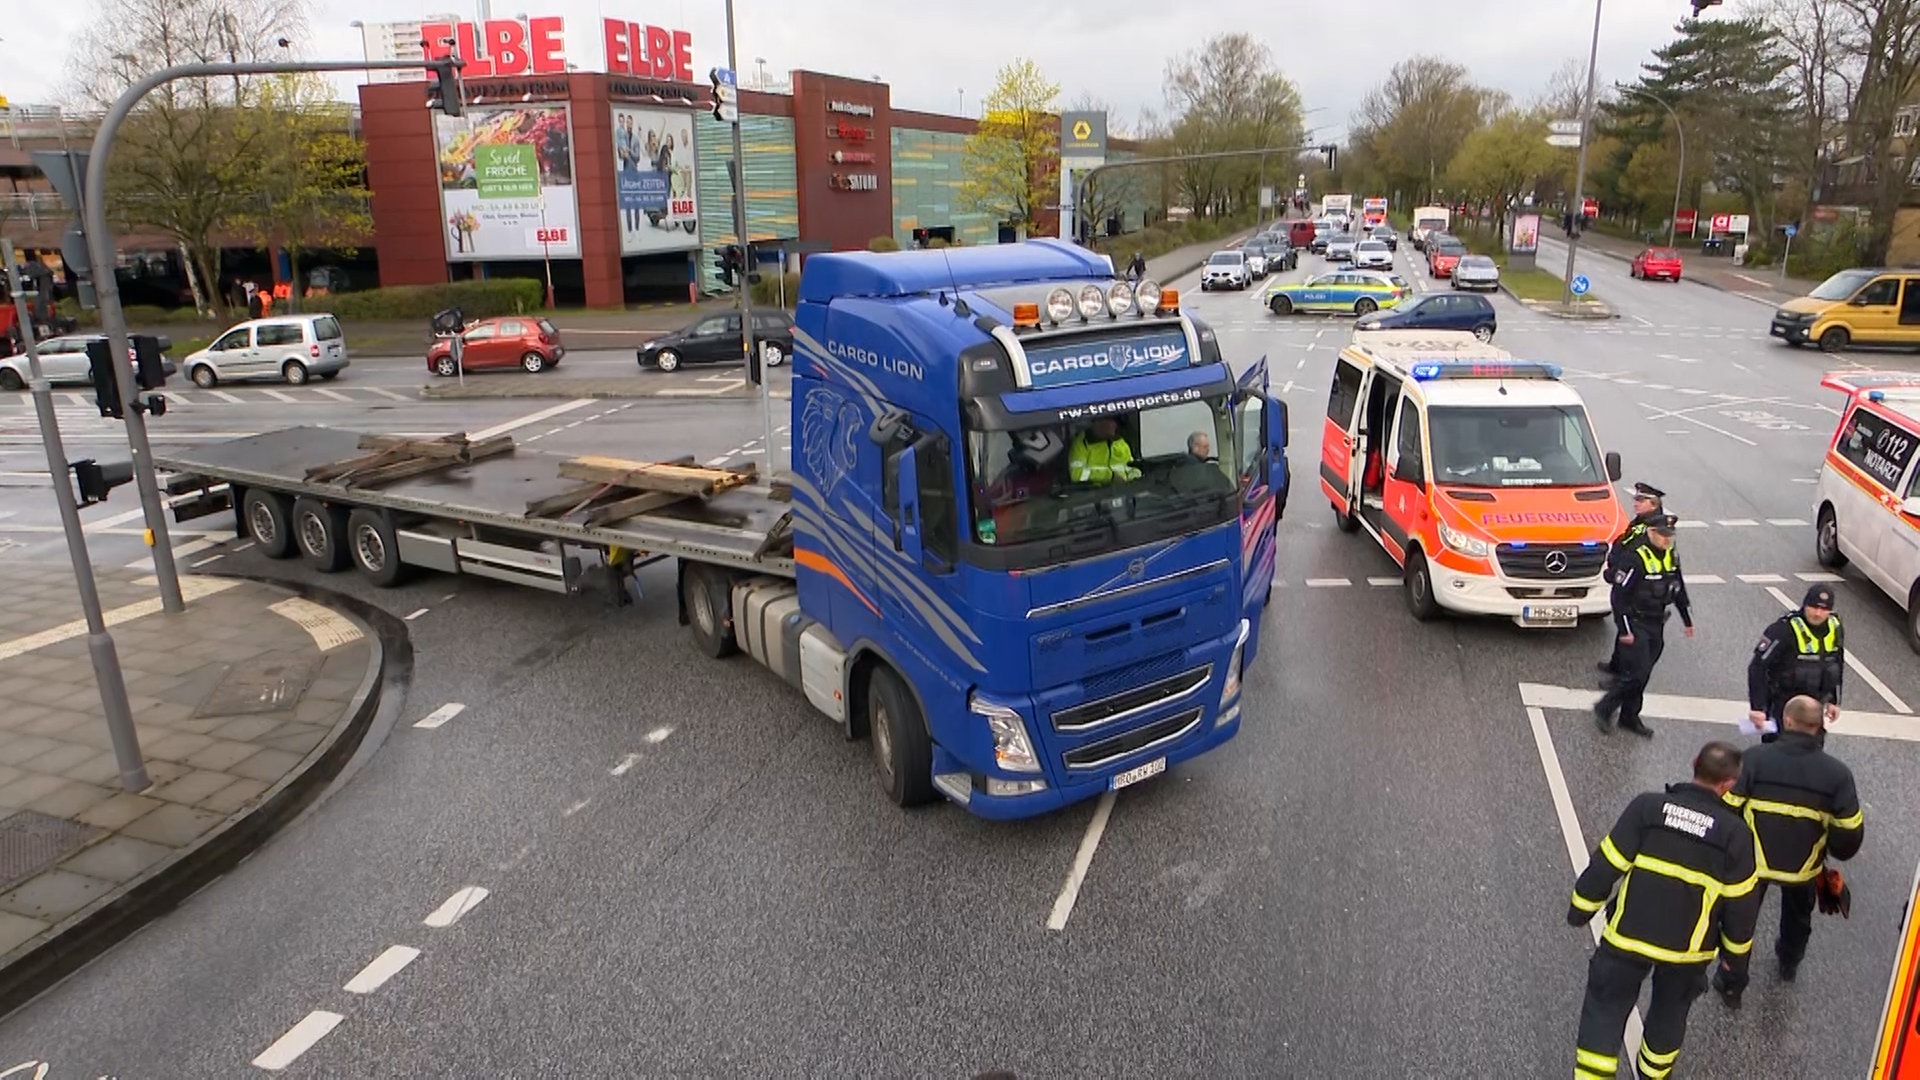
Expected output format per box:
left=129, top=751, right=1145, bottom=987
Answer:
left=182, top=314, right=349, bottom=387
left=1814, top=370, right=1920, bottom=651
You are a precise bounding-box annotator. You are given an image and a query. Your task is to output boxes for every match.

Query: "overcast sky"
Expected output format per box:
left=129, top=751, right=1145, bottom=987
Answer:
left=5, top=0, right=1705, bottom=137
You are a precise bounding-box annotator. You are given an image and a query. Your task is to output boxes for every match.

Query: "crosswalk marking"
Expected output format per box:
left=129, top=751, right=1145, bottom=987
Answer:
left=263, top=389, right=297, bottom=403
left=312, top=388, right=351, bottom=402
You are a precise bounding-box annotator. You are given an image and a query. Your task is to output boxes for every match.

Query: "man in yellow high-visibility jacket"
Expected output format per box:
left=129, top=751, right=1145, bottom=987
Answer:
left=1069, top=418, right=1140, bottom=485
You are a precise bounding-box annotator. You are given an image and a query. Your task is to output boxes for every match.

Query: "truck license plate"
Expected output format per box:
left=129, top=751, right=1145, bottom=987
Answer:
left=1521, top=604, right=1578, bottom=626
left=1111, top=757, right=1167, bottom=791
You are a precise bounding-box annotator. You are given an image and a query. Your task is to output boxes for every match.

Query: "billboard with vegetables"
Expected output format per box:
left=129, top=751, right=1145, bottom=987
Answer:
left=433, top=104, right=581, bottom=261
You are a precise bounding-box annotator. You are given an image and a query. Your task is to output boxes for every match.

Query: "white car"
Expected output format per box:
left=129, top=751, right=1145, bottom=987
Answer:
left=1325, top=234, right=1359, bottom=262
left=181, top=314, right=350, bottom=387
left=1352, top=240, right=1394, bottom=270
left=1201, top=251, right=1251, bottom=291
left=1244, top=250, right=1269, bottom=277
left=0, top=334, right=176, bottom=391
left=1451, top=255, right=1503, bottom=291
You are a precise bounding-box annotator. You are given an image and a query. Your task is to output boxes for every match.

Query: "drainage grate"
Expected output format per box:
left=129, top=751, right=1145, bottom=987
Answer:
left=0, top=811, right=104, bottom=892
left=195, top=653, right=319, bottom=717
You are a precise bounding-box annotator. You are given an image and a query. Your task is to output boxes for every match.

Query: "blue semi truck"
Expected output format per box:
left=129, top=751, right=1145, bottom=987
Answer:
left=153, top=239, right=1289, bottom=819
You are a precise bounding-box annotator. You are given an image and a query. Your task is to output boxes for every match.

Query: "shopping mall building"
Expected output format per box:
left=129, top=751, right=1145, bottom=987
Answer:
left=361, top=15, right=1160, bottom=306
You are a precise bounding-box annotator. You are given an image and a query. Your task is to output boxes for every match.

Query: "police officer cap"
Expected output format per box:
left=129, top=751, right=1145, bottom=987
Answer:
left=1802, top=584, right=1835, bottom=609
left=1631, top=482, right=1665, bottom=500
left=1648, top=514, right=1678, bottom=534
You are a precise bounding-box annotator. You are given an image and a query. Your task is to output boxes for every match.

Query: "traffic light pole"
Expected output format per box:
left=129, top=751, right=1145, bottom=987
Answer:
left=719, top=0, right=774, bottom=468
left=79, top=57, right=440, bottom=613
left=4, top=242, right=151, bottom=792
left=1562, top=0, right=1605, bottom=307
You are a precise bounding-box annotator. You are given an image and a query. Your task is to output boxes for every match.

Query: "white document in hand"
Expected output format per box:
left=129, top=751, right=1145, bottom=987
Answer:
left=1738, top=712, right=1779, bottom=737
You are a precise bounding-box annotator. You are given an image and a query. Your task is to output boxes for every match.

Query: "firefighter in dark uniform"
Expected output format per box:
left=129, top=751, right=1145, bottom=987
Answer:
left=1570, top=740, right=1759, bottom=1080
left=1594, top=514, right=1693, bottom=737
left=1746, top=584, right=1844, bottom=744
left=1711, top=694, right=1864, bottom=1006
left=1597, top=482, right=1666, bottom=677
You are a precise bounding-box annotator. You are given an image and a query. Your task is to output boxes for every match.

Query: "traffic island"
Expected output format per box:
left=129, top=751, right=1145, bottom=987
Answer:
left=1506, top=292, right=1618, bottom=320
left=421, top=376, right=793, bottom=402
left=0, top=567, right=399, bottom=1018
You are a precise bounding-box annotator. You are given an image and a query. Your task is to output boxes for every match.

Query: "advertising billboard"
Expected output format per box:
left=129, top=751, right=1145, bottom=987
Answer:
left=611, top=105, right=700, bottom=255
left=434, top=103, right=580, bottom=261
left=1511, top=213, right=1541, bottom=255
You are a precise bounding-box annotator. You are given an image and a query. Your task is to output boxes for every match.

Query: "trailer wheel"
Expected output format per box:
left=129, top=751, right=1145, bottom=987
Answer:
left=292, top=497, right=350, bottom=572
left=681, top=562, right=739, bottom=658
left=347, top=508, right=410, bottom=587
left=242, top=489, right=295, bottom=559
left=868, top=666, right=935, bottom=808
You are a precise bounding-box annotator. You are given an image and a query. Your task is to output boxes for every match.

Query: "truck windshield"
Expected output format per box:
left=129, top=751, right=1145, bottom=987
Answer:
left=965, top=391, right=1238, bottom=553
left=1427, top=404, right=1607, bottom=488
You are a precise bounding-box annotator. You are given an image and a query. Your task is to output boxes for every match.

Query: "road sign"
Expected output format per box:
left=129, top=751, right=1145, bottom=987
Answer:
left=1582, top=198, right=1599, bottom=218
left=1783, top=223, right=1798, bottom=239
left=1571, top=275, right=1591, bottom=296
left=1545, top=133, right=1582, bottom=148
left=709, top=67, right=738, bottom=124
left=1549, top=119, right=1581, bottom=135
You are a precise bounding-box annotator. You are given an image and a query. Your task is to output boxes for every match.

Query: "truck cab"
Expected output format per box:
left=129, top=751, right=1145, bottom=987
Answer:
left=771, top=239, right=1289, bottom=818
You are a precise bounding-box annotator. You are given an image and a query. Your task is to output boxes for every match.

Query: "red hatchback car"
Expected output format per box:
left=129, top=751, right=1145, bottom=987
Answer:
left=427, top=316, right=564, bottom=375
left=1630, top=246, right=1684, bottom=281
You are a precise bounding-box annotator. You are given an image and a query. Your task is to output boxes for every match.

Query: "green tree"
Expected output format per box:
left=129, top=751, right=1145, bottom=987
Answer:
left=235, top=74, right=370, bottom=312
left=1445, top=111, right=1557, bottom=243
left=958, top=59, right=1060, bottom=231
left=1162, top=32, right=1304, bottom=217
left=1352, top=57, right=1497, bottom=205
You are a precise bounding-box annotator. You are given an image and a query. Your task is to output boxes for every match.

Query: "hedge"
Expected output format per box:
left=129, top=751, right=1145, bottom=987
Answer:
left=1092, top=212, right=1261, bottom=264
left=320, top=279, right=544, bottom=320
left=751, top=271, right=803, bottom=309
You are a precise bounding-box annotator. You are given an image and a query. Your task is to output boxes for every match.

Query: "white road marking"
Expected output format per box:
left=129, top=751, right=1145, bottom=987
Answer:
left=1366, top=576, right=1399, bottom=587
left=210, top=390, right=244, bottom=404
left=1793, top=571, right=1844, bottom=582
left=1639, top=400, right=1756, bottom=447
left=235, top=540, right=255, bottom=551
left=190, top=554, right=225, bottom=567
left=1716, top=519, right=1759, bottom=527
left=1047, top=790, right=1116, bottom=931
left=1520, top=682, right=1919, bottom=741
left=643, top=725, right=673, bottom=744
left=251, top=1010, right=345, bottom=1070
left=82, top=506, right=148, bottom=533
left=412, top=702, right=466, bottom=730
left=367, top=387, right=410, bottom=401
left=1644, top=383, right=1671, bottom=390
left=611, top=753, right=642, bottom=776
left=404, top=608, right=429, bottom=620
left=1685, top=574, right=1726, bottom=584
left=262, top=389, right=297, bottom=403
left=424, top=886, right=490, bottom=927
left=1737, top=574, right=1786, bottom=584
left=343, top=945, right=420, bottom=994
left=1615, top=378, right=1641, bottom=386
left=704, top=455, right=730, bottom=466
left=1304, top=577, right=1351, bottom=587
left=1524, top=703, right=1651, bottom=1063
left=471, top=399, right=595, bottom=440
left=1767, top=518, right=1809, bottom=527
left=564, top=798, right=591, bottom=817
left=312, top=388, right=351, bottom=402
left=1675, top=520, right=1710, bottom=529
left=1762, top=585, right=1911, bottom=713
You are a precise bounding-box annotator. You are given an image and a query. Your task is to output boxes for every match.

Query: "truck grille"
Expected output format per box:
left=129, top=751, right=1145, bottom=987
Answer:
left=1062, top=708, right=1205, bottom=771
left=1495, top=543, right=1606, bottom=581
left=1051, top=663, right=1212, bottom=733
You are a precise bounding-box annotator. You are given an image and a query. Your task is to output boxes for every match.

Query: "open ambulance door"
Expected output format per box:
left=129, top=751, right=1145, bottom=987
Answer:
left=1874, top=856, right=1920, bottom=1077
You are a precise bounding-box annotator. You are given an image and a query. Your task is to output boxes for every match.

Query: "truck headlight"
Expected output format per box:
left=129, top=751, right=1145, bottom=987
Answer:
left=1439, top=521, right=1491, bottom=558
left=970, top=694, right=1041, bottom=773
left=1220, top=619, right=1251, bottom=705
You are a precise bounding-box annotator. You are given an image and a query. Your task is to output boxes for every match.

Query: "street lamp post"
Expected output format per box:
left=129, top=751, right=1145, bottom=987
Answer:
left=538, top=194, right=556, bottom=308
left=1562, top=0, right=1605, bottom=307
left=1621, top=86, right=1687, bottom=247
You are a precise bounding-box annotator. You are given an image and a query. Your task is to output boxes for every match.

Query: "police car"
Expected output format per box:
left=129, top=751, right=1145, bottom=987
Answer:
left=1264, top=269, right=1411, bottom=317
left=1813, top=370, right=1920, bottom=651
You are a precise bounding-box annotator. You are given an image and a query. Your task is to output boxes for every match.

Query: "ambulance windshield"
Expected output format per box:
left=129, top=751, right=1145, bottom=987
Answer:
left=1427, top=404, right=1607, bottom=487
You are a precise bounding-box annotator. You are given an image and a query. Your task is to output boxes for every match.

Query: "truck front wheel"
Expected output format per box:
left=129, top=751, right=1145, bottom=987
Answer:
left=867, top=665, right=935, bottom=808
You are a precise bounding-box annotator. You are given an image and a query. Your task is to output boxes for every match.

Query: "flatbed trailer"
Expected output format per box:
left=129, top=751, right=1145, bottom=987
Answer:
left=153, top=426, right=796, bottom=597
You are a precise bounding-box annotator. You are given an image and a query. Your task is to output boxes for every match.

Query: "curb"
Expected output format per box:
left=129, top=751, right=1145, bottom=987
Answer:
left=0, top=577, right=407, bottom=1020
left=420, top=382, right=793, bottom=403
left=1499, top=281, right=1619, bottom=320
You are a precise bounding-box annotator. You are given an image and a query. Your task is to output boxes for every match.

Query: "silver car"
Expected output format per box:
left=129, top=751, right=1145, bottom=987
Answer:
left=1352, top=240, right=1394, bottom=270
left=1325, top=233, right=1359, bottom=262
left=1201, top=250, right=1251, bottom=291
left=180, top=314, right=351, bottom=387
left=0, top=334, right=176, bottom=391
left=1451, top=255, right=1502, bottom=291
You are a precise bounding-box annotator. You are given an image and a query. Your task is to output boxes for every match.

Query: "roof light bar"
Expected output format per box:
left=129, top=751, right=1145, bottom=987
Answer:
left=1408, top=360, right=1563, bottom=382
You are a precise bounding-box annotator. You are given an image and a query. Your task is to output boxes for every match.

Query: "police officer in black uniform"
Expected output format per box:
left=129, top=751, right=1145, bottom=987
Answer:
left=1594, top=514, right=1694, bottom=737
left=1711, top=694, right=1864, bottom=1006
left=1569, top=740, right=1759, bottom=1080
left=1598, top=482, right=1666, bottom=677
left=1746, top=584, right=1845, bottom=744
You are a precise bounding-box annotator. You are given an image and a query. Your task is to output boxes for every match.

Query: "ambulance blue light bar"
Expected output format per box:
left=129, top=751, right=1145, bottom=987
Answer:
left=1409, top=359, right=1563, bottom=382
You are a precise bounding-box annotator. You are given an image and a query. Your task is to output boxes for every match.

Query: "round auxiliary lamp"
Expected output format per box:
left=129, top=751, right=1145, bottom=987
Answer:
left=1041, top=279, right=1164, bottom=324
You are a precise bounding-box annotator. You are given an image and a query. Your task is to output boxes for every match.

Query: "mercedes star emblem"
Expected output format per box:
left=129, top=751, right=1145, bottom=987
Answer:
left=1127, top=557, right=1146, bottom=579
left=1544, top=551, right=1569, bottom=574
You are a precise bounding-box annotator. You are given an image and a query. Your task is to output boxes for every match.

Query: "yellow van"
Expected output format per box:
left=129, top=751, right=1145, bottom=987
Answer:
left=1771, top=268, right=1920, bottom=352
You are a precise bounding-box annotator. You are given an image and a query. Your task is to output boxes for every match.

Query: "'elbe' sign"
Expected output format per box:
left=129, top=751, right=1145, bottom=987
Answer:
left=420, top=16, right=697, bottom=82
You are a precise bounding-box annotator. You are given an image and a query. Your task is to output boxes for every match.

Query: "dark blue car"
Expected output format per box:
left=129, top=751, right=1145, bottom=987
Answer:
left=1351, top=291, right=1497, bottom=341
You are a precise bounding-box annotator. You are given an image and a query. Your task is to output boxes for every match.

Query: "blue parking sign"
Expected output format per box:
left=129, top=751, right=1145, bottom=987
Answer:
left=1571, top=274, right=1591, bottom=296
left=1784, top=223, right=1798, bottom=238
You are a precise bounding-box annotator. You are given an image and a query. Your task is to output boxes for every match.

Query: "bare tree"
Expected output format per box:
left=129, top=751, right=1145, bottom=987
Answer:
left=1764, top=0, right=1862, bottom=218
left=1163, top=32, right=1304, bottom=217
left=1832, top=0, right=1920, bottom=260
left=1530, top=57, right=1592, bottom=118
left=62, top=0, right=312, bottom=315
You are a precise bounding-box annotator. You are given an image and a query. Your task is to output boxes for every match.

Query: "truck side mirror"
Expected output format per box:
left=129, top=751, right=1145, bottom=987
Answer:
left=1604, top=451, right=1622, bottom=482
left=893, top=445, right=924, bottom=564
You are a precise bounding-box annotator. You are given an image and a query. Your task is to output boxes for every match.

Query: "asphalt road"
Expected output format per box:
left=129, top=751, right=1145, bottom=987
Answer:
left=1, top=241, right=1917, bottom=1078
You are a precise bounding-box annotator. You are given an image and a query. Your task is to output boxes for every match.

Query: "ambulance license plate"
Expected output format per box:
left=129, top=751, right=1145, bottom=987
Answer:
left=1521, top=604, right=1579, bottom=626
left=1111, top=757, right=1166, bottom=791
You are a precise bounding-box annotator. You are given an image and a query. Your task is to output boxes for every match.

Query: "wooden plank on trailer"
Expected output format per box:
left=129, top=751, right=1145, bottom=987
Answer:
left=579, top=489, right=693, bottom=527
left=558, top=455, right=756, bottom=496
left=336, top=435, right=515, bottom=488
left=524, top=481, right=615, bottom=518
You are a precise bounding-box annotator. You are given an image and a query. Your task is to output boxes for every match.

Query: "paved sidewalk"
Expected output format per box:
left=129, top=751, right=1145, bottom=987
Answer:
left=0, top=565, right=389, bottom=1013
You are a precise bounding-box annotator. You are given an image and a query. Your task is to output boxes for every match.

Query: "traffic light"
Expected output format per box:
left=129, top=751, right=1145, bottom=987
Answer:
left=130, top=334, right=167, bottom=390
left=1691, top=0, right=1720, bottom=13
left=71, top=458, right=134, bottom=507
left=747, top=337, right=763, bottom=386
left=713, top=246, right=736, bottom=288
left=1321, top=145, right=1338, bottom=172
left=84, top=339, right=123, bottom=419
left=427, top=56, right=464, bottom=118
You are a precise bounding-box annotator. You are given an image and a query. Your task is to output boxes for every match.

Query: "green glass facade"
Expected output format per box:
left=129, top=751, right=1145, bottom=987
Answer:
left=694, top=113, right=800, bottom=294
left=890, top=127, right=998, bottom=246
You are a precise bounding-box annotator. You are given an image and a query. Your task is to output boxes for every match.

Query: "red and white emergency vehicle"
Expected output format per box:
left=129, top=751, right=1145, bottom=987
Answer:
left=1321, top=331, right=1625, bottom=625
left=1814, top=371, right=1920, bottom=652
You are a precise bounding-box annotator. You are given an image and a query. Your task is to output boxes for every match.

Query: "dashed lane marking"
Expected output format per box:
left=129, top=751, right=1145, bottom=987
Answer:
left=251, top=1010, right=345, bottom=1071
left=1047, top=791, right=1116, bottom=931
left=423, top=886, right=490, bottom=928
left=412, top=703, right=466, bottom=730
left=343, top=945, right=420, bottom=994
